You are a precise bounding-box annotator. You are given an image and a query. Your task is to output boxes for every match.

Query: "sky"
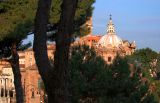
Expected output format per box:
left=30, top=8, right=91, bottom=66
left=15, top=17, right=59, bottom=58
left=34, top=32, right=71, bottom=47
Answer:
left=24, top=0, right=160, bottom=51
left=92, top=0, right=160, bottom=52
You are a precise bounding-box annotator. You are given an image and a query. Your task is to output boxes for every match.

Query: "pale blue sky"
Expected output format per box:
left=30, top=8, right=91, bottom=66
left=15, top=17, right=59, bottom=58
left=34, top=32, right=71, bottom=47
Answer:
left=92, top=0, right=160, bottom=51
left=24, top=0, right=160, bottom=51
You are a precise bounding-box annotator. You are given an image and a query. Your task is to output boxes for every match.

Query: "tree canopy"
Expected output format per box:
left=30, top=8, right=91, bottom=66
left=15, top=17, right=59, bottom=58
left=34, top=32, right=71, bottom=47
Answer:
left=69, top=45, right=159, bottom=103
left=127, top=48, right=160, bottom=102
left=128, top=48, right=158, bottom=66
left=0, top=0, right=95, bottom=43
left=0, top=0, right=36, bottom=40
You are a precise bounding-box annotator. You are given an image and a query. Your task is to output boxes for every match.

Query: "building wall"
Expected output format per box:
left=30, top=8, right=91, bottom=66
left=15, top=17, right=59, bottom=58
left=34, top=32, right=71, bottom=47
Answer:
left=0, top=44, right=55, bottom=103
left=25, top=50, right=35, bottom=68
left=0, top=67, right=15, bottom=103
left=24, top=67, right=41, bottom=103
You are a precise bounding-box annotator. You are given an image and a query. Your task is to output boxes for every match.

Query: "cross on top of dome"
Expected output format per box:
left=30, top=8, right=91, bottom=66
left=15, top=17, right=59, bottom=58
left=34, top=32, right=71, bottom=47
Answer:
left=109, top=14, right=112, bottom=20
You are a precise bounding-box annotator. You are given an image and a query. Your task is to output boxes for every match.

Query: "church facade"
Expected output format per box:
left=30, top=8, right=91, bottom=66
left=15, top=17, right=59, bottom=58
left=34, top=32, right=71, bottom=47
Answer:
left=76, top=15, right=136, bottom=64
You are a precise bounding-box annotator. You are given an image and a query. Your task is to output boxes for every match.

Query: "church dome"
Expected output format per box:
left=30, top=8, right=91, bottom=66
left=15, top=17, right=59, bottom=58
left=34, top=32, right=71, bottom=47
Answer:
left=98, top=15, right=123, bottom=48
left=98, top=34, right=123, bottom=48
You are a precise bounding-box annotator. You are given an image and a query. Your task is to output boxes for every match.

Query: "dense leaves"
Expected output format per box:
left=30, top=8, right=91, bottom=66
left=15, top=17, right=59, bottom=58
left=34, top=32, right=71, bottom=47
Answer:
left=0, top=0, right=36, bottom=39
left=0, top=0, right=36, bottom=58
left=0, top=20, right=32, bottom=58
left=69, top=45, right=158, bottom=103
left=127, top=48, right=160, bottom=102
left=49, top=0, right=95, bottom=40
left=0, top=0, right=95, bottom=57
left=129, top=48, right=158, bottom=66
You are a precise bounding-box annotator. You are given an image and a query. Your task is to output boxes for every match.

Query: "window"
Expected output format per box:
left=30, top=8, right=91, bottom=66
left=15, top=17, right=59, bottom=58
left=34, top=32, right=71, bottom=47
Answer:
left=108, top=57, right=112, bottom=62
left=29, top=57, right=32, bottom=61
left=32, top=91, right=34, bottom=98
left=9, top=90, right=13, bottom=97
left=1, top=88, right=4, bottom=97
left=31, top=90, right=35, bottom=98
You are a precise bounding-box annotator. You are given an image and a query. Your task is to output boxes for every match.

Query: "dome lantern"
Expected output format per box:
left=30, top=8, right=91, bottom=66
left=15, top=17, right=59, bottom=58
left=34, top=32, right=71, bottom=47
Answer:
left=107, top=14, right=116, bottom=34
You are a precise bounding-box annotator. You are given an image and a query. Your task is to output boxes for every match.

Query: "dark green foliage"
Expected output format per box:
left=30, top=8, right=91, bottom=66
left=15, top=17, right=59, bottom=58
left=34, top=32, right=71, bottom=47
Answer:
left=0, top=0, right=37, bottom=39
left=0, top=1, right=10, bottom=13
left=0, top=20, right=32, bottom=58
left=127, top=48, right=160, bottom=102
left=130, top=48, right=158, bottom=66
left=49, top=0, right=95, bottom=39
left=69, top=45, right=156, bottom=103
left=0, top=0, right=35, bottom=57
left=127, top=48, right=160, bottom=79
left=49, top=0, right=62, bottom=24
left=69, top=45, right=106, bottom=103
left=74, top=0, right=95, bottom=36
left=49, top=0, right=94, bottom=24
left=0, top=0, right=95, bottom=56
left=0, top=0, right=95, bottom=42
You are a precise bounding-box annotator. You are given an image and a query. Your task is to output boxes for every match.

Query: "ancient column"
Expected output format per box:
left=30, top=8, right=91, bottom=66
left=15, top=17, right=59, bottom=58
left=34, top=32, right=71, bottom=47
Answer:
left=3, top=79, right=5, bottom=97
left=4, top=78, right=6, bottom=97
left=0, top=87, right=1, bottom=97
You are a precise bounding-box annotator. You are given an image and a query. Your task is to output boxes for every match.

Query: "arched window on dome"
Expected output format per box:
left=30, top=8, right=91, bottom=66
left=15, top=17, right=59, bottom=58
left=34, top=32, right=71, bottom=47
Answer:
left=108, top=56, right=112, bottom=62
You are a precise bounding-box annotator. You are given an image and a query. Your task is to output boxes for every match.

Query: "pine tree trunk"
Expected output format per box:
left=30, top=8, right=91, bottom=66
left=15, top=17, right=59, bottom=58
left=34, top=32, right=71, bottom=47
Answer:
left=53, top=0, right=78, bottom=103
left=34, top=0, right=78, bottom=103
left=33, top=0, right=54, bottom=102
left=10, top=43, right=24, bottom=103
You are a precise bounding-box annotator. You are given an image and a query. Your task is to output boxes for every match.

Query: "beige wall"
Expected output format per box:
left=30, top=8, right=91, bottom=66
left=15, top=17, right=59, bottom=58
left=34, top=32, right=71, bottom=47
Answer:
left=25, top=50, right=35, bottom=68
left=24, top=68, right=41, bottom=103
